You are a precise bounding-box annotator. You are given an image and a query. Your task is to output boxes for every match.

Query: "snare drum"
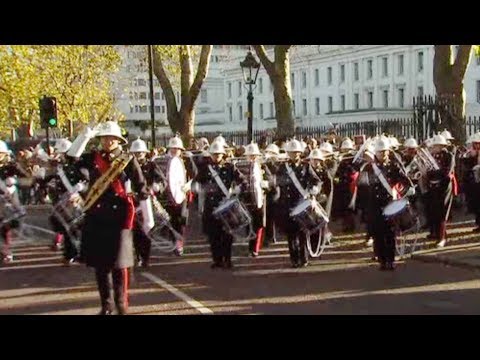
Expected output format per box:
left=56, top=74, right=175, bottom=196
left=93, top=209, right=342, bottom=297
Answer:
left=290, top=198, right=329, bottom=234
left=383, top=198, right=417, bottom=233
left=235, top=160, right=264, bottom=209
left=50, top=194, right=84, bottom=239
left=154, top=156, right=187, bottom=205
left=212, top=198, right=252, bottom=237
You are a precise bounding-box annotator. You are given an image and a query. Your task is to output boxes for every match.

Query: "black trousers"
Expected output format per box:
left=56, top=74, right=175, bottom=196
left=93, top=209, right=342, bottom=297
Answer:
left=94, top=267, right=130, bottom=313
left=63, top=233, right=80, bottom=261
left=208, top=231, right=233, bottom=265
left=372, top=219, right=396, bottom=264
left=287, top=232, right=308, bottom=266
left=133, top=227, right=151, bottom=264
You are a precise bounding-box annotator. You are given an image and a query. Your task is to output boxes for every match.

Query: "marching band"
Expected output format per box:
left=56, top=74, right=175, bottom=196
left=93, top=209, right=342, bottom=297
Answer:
left=1, top=122, right=479, bottom=315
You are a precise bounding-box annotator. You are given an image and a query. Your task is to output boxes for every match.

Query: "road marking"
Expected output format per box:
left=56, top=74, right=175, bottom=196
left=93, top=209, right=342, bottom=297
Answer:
left=141, top=272, right=213, bottom=315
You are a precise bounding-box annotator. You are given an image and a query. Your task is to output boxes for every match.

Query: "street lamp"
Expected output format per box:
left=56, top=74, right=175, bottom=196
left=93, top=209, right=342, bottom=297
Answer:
left=240, top=48, right=261, bottom=144
left=147, top=45, right=156, bottom=149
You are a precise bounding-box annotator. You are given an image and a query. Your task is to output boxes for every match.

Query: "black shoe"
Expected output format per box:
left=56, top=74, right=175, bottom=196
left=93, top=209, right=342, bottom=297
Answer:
left=224, top=261, right=233, bottom=270
left=210, top=262, right=222, bottom=269
left=117, top=306, right=128, bottom=315
left=379, top=263, right=387, bottom=271
left=141, top=260, right=150, bottom=269
left=98, top=309, right=113, bottom=315
left=472, top=227, right=480, bottom=233
left=291, top=262, right=300, bottom=268
left=300, top=261, right=309, bottom=268
left=385, top=262, right=395, bottom=271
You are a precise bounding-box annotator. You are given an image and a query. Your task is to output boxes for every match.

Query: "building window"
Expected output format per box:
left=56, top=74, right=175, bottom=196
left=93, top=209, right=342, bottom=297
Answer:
left=129, top=92, right=133, bottom=100
left=315, top=97, right=320, bottom=115
left=139, top=92, right=147, bottom=100
left=259, top=103, right=264, bottom=119
left=382, top=57, right=388, bottom=77
left=398, top=88, right=405, bottom=108
left=135, top=105, right=139, bottom=113
left=398, top=54, right=404, bottom=75
left=228, top=106, right=233, bottom=122
left=327, top=67, right=332, bottom=85
left=154, top=79, right=159, bottom=86
left=138, top=79, right=146, bottom=87
left=328, top=96, right=333, bottom=113
left=259, top=78, right=263, bottom=94
left=418, top=51, right=424, bottom=73
left=130, top=105, right=134, bottom=114
left=292, top=100, right=296, bottom=116
left=418, top=86, right=424, bottom=98
left=302, top=99, right=307, bottom=116
left=383, top=90, right=389, bottom=108
left=155, top=106, right=161, bottom=113
left=228, top=82, right=232, bottom=99
left=302, top=71, right=307, bottom=89
left=476, top=80, right=480, bottom=103
left=134, top=92, right=139, bottom=100
left=291, top=73, right=295, bottom=89
left=367, top=60, right=373, bottom=79
left=201, top=89, right=208, bottom=103
left=238, top=81, right=242, bottom=97
left=270, top=102, right=274, bottom=118
left=354, top=93, right=359, bottom=110
left=368, top=91, right=373, bottom=109
left=340, top=64, right=345, bottom=83
left=354, top=62, right=359, bottom=81
left=239, top=105, right=244, bottom=121
left=314, top=69, right=319, bottom=86
left=140, top=105, right=148, bottom=113
left=154, top=92, right=160, bottom=100
left=162, top=106, right=165, bottom=113
left=340, top=95, right=345, bottom=111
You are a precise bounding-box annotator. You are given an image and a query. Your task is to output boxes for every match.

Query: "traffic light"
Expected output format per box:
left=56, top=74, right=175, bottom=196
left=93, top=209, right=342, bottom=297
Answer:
left=39, top=96, right=58, bottom=129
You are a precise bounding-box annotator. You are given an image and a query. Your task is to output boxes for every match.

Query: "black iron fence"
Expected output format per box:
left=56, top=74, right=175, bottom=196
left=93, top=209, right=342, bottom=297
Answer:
left=153, top=115, right=480, bottom=148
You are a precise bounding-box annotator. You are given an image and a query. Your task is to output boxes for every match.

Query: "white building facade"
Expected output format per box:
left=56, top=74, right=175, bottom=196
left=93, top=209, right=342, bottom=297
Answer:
left=113, top=45, right=480, bottom=137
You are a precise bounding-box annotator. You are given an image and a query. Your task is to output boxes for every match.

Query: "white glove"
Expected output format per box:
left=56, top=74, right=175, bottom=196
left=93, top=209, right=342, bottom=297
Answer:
left=232, top=186, right=241, bottom=195
left=405, top=187, right=416, bottom=197
left=5, top=177, right=17, bottom=186
left=73, top=181, right=87, bottom=193
left=182, top=180, right=192, bottom=193
left=261, top=180, right=269, bottom=189
left=6, top=185, right=16, bottom=195
left=152, top=182, right=164, bottom=193
left=310, top=186, right=320, bottom=196
left=84, top=126, right=98, bottom=139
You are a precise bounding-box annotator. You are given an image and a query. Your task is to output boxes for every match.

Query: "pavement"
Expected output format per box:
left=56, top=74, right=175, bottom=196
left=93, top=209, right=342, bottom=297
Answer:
left=412, top=243, right=480, bottom=270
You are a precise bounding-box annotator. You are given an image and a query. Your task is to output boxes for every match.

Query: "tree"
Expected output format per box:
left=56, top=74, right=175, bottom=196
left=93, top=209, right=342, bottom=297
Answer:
left=252, top=45, right=294, bottom=139
left=0, top=46, right=122, bottom=138
left=433, top=45, right=474, bottom=143
left=152, top=45, right=213, bottom=143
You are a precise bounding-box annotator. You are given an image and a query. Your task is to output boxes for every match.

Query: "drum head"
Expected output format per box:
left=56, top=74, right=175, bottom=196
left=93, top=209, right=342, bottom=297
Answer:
left=290, top=199, right=312, bottom=217
left=213, top=198, right=237, bottom=215
left=383, top=198, right=408, bottom=216
left=252, top=161, right=264, bottom=209
left=167, top=156, right=187, bottom=205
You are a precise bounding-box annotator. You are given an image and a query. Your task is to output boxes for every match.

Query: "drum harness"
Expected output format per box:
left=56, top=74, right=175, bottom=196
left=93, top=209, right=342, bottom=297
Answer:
left=285, top=164, right=327, bottom=258
left=208, top=164, right=255, bottom=241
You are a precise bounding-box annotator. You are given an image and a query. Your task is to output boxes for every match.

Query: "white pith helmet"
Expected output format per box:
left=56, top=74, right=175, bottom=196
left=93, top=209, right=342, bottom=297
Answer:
left=374, top=138, right=390, bottom=153
left=0, top=140, right=11, bottom=154
left=286, top=139, right=303, bottom=153
left=441, top=129, right=454, bottom=141
left=167, top=135, right=185, bottom=150
left=130, top=137, right=148, bottom=153
left=308, top=148, right=325, bottom=161
left=244, top=142, right=262, bottom=156
left=432, top=134, right=448, bottom=146
left=319, top=142, right=334, bottom=155
left=404, top=137, right=419, bottom=149
left=95, top=121, right=128, bottom=145
left=265, top=143, right=280, bottom=155
left=213, top=134, right=227, bottom=148
left=340, top=138, right=355, bottom=151
left=209, top=141, right=226, bottom=155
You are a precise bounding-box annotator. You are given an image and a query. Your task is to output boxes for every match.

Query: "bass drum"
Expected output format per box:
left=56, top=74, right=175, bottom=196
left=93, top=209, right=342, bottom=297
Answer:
left=235, top=160, right=264, bottom=209
left=154, top=155, right=187, bottom=205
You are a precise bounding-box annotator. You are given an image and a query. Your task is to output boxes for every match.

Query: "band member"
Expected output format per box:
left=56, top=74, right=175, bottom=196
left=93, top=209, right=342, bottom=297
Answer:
left=0, top=141, right=29, bottom=264
left=332, top=138, right=358, bottom=232
left=67, top=121, right=151, bottom=315
left=275, top=139, right=321, bottom=268
left=129, top=137, right=163, bottom=268
left=400, top=138, right=421, bottom=211
left=195, top=141, right=242, bottom=270
left=263, top=143, right=281, bottom=246
left=240, top=142, right=268, bottom=257
left=307, top=148, right=333, bottom=257
left=47, top=138, right=86, bottom=265
left=424, top=134, right=456, bottom=248
left=363, top=137, right=414, bottom=270
left=461, top=132, right=480, bottom=232
left=158, top=135, right=189, bottom=256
